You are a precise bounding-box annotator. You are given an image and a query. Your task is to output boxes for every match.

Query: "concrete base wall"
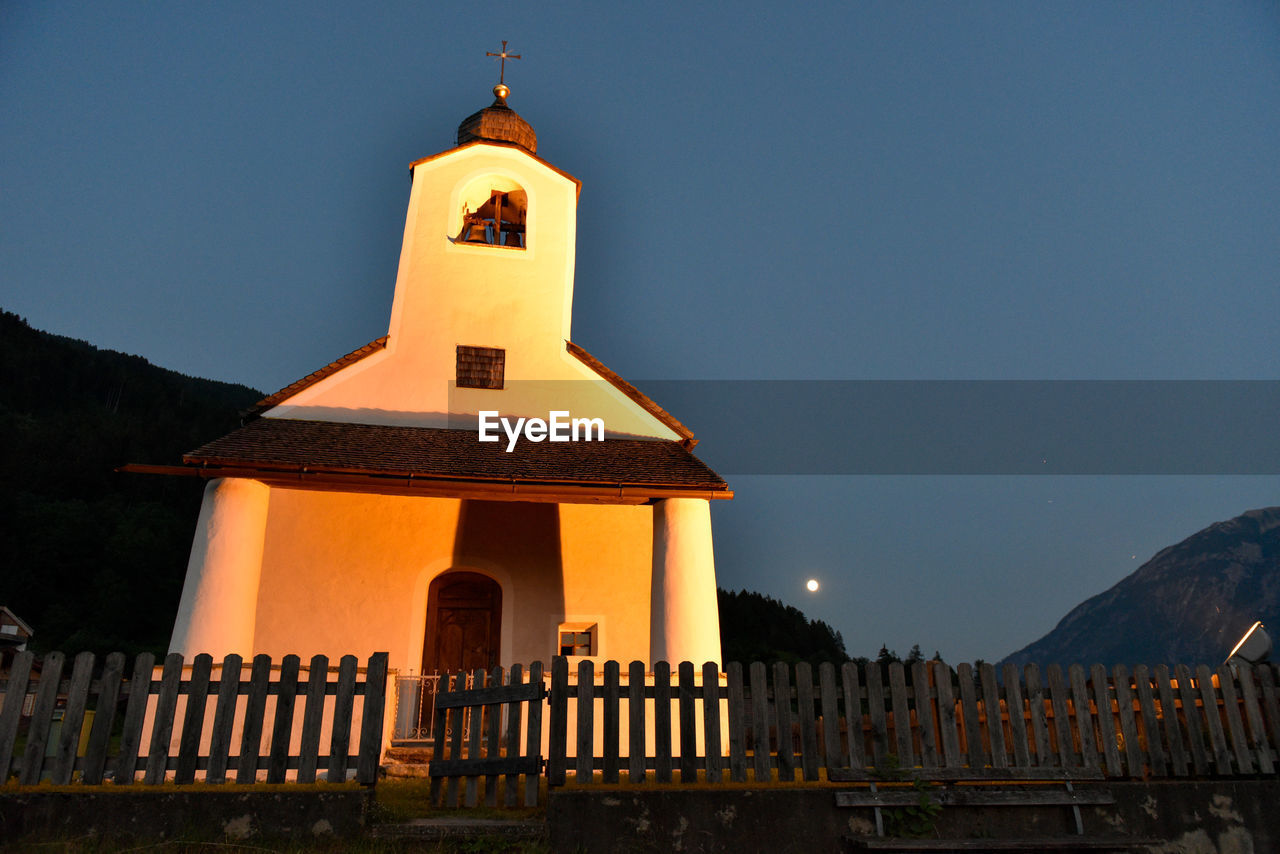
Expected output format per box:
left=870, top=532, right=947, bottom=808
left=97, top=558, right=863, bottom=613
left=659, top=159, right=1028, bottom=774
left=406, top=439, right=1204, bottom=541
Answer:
left=547, top=780, right=1280, bottom=854
left=0, top=788, right=371, bottom=844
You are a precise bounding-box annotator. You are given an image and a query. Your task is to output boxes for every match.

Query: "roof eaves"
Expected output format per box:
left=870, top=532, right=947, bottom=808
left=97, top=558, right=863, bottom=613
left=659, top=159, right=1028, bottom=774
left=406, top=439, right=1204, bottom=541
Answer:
left=170, top=463, right=732, bottom=504
left=409, top=141, right=583, bottom=200
left=0, top=605, right=33, bottom=636
left=180, top=456, right=727, bottom=493
left=565, top=341, right=696, bottom=446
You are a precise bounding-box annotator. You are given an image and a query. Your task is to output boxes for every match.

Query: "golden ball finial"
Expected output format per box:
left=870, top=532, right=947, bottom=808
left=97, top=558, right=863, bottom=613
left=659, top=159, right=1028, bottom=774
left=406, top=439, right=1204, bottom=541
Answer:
left=493, top=83, right=510, bottom=103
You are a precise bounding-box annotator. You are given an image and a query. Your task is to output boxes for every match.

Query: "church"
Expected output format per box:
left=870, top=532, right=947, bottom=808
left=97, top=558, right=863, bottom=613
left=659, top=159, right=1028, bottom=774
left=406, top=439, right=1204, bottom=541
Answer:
left=165, top=72, right=732, bottom=680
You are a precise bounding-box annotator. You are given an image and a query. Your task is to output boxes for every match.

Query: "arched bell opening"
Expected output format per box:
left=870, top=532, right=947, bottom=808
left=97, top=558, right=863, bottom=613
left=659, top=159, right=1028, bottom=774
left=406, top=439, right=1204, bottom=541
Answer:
left=456, top=181, right=528, bottom=249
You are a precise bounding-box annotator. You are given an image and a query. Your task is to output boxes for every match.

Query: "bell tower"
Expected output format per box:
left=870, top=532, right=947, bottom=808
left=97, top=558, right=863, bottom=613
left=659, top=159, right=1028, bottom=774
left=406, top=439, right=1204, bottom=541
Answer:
left=380, top=77, right=581, bottom=412
left=260, top=64, right=681, bottom=441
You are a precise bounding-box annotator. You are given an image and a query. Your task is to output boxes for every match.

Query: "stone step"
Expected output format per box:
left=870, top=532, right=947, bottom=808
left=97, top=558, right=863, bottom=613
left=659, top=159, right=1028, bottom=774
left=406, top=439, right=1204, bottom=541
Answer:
left=384, top=762, right=432, bottom=778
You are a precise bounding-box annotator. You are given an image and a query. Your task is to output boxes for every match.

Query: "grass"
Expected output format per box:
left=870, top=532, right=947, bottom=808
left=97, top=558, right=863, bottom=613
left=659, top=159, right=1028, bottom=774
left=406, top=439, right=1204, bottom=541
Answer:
left=0, top=779, right=549, bottom=854
left=1, top=781, right=366, bottom=793
left=372, top=778, right=544, bottom=823
left=0, top=839, right=550, bottom=853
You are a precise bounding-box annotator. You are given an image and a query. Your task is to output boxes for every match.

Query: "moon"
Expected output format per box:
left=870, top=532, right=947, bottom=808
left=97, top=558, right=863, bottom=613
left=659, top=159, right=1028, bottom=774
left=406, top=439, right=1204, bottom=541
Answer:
left=806, top=578, right=819, bottom=592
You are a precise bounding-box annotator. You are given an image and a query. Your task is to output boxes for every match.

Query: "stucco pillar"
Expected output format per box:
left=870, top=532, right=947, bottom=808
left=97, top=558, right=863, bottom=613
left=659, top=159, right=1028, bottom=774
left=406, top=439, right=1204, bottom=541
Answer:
left=649, top=497, right=722, bottom=666
left=169, top=478, right=270, bottom=657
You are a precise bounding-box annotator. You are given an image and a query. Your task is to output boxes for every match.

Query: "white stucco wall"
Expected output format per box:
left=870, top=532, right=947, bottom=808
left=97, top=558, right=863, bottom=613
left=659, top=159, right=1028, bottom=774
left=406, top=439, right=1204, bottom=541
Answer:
left=650, top=498, right=722, bottom=666
left=247, top=487, right=654, bottom=677
left=170, top=478, right=271, bottom=657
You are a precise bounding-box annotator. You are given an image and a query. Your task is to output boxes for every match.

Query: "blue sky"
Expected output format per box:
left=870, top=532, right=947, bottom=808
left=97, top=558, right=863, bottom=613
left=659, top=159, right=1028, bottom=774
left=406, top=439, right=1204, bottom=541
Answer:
left=4, top=2, right=1278, bottom=661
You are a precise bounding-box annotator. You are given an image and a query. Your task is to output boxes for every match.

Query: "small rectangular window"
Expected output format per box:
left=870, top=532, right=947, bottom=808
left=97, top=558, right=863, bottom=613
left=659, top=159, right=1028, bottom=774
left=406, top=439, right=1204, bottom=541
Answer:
left=457, top=345, right=505, bottom=389
left=558, top=622, right=597, bottom=657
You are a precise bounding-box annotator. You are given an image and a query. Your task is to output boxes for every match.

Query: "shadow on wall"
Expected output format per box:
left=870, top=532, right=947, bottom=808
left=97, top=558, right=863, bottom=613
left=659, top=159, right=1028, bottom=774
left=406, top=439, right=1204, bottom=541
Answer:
left=437, top=499, right=565, bottom=667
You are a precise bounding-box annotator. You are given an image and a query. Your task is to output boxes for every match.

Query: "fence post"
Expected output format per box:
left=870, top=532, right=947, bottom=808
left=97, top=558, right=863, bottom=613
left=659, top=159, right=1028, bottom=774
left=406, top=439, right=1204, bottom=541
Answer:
left=843, top=661, right=868, bottom=771
left=51, top=651, right=95, bottom=785
left=654, top=661, right=673, bottom=783
left=627, top=660, right=646, bottom=783
left=1175, top=663, right=1208, bottom=775
left=818, top=662, right=841, bottom=774
left=750, top=661, right=770, bottom=782
left=176, top=653, right=213, bottom=784
left=702, top=661, right=723, bottom=783
left=602, top=661, right=621, bottom=784
left=524, top=660, right=545, bottom=807
left=678, top=661, right=697, bottom=782
left=113, top=652, right=156, bottom=784
left=267, top=654, right=301, bottom=783
left=144, top=653, right=185, bottom=785
left=82, top=652, right=126, bottom=784
left=1002, top=662, right=1029, bottom=769
left=1046, top=665, right=1075, bottom=769
left=914, top=661, right=939, bottom=768
left=237, top=654, right=272, bottom=784
left=796, top=662, right=819, bottom=781
left=1090, top=663, right=1122, bottom=776
left=328, top=655, right=358, bottom=783
left=1258, top=667, right=1280, bottom=770
left=888, top=662, right=913, bottom=769
left=464, top=667, right=487, bottom=806
left=548, top=656, right=568, bottom=786
left=485, top=665, right=504, bottom=807
left=0, top=651, right=34, bottom=782
left=576, top=659, right=595, bottom=783
left=357, top=652, right=389, bottom=786
left=866, top=661, right=890, bottom=769
left=979, top=662, right=1006, bottom=769
left=773, top=662, right=795, bottom=781
left=1236, top=663, right=1274, bottom=775
left=1113, top=664, right=1144, bottom=776
left=298, top=654, right=329, bottom=783
left=1135, top=665, right=1169, bottom=777
left=932, top=660, right=959, bottom=768
left=207, top=653, right=244, bottom=784
left=1217, top=663, right=1253, bottom=775
left=1023, top=663, right=1051, bottom=768
left=19, top=650, right=64, bottom=784
left=503, top=664, right=525, bottom=807
left=726, top=662, right=747, bottom=782
left=1068, top=664, right=1097, bottom=770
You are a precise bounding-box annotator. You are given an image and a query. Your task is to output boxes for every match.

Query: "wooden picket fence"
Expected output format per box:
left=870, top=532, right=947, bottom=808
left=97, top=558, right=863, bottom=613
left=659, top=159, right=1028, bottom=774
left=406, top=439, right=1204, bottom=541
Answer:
left=427, top=662, right=546, bottom=808
left=426, top=657, right=1280, bottom=804
left=0, top=650, right=388, bottom=785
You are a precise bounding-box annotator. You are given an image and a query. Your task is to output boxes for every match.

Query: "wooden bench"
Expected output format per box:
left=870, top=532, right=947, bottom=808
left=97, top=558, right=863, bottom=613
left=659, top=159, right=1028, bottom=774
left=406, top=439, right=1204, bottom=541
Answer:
left=830, top=768, right=1159, bottom=852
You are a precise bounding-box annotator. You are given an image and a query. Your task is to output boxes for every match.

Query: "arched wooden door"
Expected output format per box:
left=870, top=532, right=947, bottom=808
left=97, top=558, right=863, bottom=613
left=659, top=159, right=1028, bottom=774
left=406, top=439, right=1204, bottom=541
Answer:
left=421, top=571, right=502, bottom=675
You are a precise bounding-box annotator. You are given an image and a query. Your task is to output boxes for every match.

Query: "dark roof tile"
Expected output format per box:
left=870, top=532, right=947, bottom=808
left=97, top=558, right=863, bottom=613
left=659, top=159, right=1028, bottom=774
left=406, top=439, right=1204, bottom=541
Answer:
left=184, top=418, right=727, bottom=490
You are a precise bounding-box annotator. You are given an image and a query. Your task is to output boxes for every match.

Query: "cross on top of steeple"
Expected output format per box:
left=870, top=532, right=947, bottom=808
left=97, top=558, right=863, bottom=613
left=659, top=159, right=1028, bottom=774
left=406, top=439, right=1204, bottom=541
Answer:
left=486, top=40, right=521, bottom=85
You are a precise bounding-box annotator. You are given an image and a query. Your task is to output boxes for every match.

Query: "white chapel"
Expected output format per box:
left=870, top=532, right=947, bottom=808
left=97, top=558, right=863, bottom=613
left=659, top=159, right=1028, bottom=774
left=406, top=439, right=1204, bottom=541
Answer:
left=166, top=78, right=732, bottom=678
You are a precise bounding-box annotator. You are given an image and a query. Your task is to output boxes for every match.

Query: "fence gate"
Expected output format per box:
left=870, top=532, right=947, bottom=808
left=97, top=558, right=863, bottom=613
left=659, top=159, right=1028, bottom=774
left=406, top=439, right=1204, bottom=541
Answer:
left=428, top=662, right=546, bottom=807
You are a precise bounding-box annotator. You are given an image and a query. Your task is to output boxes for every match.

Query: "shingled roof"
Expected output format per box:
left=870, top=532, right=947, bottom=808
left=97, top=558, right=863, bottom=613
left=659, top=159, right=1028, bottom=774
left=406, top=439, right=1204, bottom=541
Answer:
left=183, top=418, right=728, bottom=494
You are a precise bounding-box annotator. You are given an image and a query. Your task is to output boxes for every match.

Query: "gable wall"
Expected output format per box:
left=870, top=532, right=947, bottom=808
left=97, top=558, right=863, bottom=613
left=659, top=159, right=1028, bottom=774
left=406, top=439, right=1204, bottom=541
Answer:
left=264, top=144, right=679, bottom=440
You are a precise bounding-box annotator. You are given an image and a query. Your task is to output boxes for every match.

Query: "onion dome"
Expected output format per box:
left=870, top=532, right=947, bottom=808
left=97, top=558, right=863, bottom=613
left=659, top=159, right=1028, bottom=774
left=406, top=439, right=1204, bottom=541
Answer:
left=456, top=84, right=537, bottom=154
